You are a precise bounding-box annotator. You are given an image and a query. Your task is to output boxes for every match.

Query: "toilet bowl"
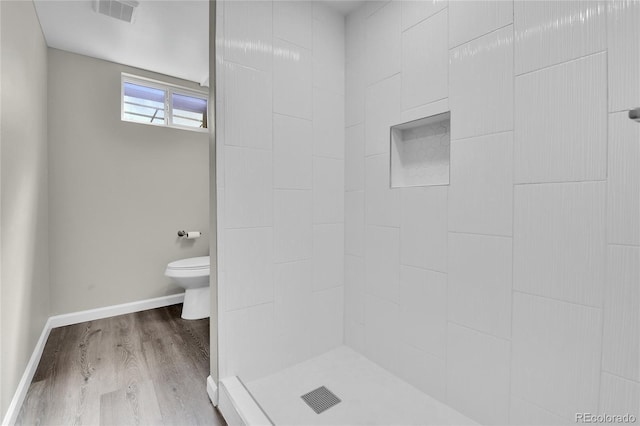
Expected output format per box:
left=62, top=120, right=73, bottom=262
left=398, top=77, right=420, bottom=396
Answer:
left=165, top=256, right=210, bottom=320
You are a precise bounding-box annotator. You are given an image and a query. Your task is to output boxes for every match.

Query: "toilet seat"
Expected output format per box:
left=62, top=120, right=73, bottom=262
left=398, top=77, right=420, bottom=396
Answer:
left=166, top=256, right=210, bottom=271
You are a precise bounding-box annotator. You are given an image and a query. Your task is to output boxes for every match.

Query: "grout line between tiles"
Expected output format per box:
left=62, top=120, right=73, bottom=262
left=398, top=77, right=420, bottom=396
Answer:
left=514, top=49, right=608, bottom=79
left=512, top=289, right=604, bottom=311
left=448, top=22, right=514, bottom=51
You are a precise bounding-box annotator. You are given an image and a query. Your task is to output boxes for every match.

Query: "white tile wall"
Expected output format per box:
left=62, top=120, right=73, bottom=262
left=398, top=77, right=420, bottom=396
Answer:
left=312, top=7, right=345, bottom=93
left=225, top=227, right=274, bottom=311
left=345, top=254, right=365, bottom=324
left=509, top=396, right=570, bottom=426
left=397, top=343, right=447, bottom=402
left=607, top=0, right=640, bottom=113
left=401, top=0, right=447, bottom=32
left=514, top=182, right=606, bottom=307
left=607, top=112, right=640, bottom=246
left=273, top=0, right=312, bottom=49
left=448, top=233, right=512, bottom=339
left=449, top=0, right=513, bottom=48
left=449, top=25, right=514, bottom=140
left=223, top=0, right=273, bottom=71
left=313, top=88, right=345, bottom=159
left=273, top=113, right=313, bottom=190
left=602, top=245, right=640, bottom=382
left=599, top=373, right=640, bottom=418
left=365, top=154, right=400, bottom=227
left=400, top=186, right=447, bottom=273
left=365, top=1, right=401, bottom=85
left=345, top=191, right=364, bottom=256
left=274, top=190, right=312, bottom=263
left=345, top=318, right=366, bottom=354
left=511, top=293, right=602, bottom=421
left=224, top=62, right=272, bottom=150
left=345, top=124, right=365, bottom=191
left=399, top=265, right=447, bottom=358
left=273, top=38, right=312, bottom=120
left=446, top=323, right=511, bottom=425
left=225, top=147, right=273, bottom=228
left=514, top=0, right=607, bottom=75
left=365, top=225, right=400, bottom=303
left=312, top=223, right=344, bottom=291
left=345, top=4, right=366, bottom=63
left=346, top=55, right=366, bottom=126
left=365, top=74, right=401, bottom=156
left=364, top=294, right=400, bottom=373
left=313, top=156, right=344, bottom=224
left=401, top=9, right=448, bottom=110
left=514, top=53, right=607, bottom=184
left=449, top=132, right=513, bottom=236
left=310, top=286, right=345, bottom=355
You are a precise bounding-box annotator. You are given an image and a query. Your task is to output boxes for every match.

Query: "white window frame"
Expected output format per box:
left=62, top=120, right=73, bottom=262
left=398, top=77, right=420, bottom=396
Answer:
left=121, top=73, right=208, bottom=133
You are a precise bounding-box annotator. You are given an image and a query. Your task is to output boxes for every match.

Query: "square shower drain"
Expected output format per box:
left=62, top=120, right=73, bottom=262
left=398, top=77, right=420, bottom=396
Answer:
left=300, top=386, right=341, bottom=414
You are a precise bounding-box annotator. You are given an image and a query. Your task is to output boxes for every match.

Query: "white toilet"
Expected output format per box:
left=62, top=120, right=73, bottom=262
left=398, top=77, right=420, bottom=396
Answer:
left=164, top=256, right=210, bottom=320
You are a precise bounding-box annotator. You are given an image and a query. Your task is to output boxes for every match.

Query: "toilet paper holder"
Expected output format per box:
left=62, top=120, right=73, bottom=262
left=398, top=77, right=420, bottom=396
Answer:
left=177, top=230, right=201, bottom=238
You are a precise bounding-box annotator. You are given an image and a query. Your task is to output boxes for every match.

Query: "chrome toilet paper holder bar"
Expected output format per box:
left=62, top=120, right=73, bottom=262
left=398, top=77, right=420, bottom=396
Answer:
left=630, top=108, right=640, bottom=122
left=177, top=230, right=188, bottom=237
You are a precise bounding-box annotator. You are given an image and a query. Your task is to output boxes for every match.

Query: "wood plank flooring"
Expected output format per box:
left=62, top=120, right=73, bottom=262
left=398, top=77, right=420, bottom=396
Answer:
left=16, top=304, right=226, bottom=426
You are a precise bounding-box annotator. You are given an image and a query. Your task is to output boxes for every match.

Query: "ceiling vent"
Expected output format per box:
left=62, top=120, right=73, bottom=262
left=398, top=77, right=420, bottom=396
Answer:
left=94, top=0, right=139, bottom=23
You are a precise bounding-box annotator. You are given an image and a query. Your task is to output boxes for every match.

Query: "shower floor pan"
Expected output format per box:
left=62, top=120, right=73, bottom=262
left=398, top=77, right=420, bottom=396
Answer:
left=245, top=346, right=477, bottom=426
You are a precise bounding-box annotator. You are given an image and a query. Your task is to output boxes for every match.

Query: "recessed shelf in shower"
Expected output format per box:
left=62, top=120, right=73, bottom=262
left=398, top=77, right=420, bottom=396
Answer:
left=390, top=111, right=451, bottom=188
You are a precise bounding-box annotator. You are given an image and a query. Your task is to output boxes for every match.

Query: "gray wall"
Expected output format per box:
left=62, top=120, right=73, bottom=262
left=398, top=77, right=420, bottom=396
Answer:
left=0, top=0, right=50, bottom=415
left=48, top=49, right=209, bottom=315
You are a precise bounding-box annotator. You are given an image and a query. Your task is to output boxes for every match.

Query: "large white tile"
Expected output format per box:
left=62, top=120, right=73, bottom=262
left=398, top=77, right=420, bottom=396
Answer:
left=365, top=225, right=400, bottom=303
left=603, top=245, right=640, bottom=382
left=364, top=294, right=400, bottom=373
left=345, top=191, right=364, bottom=257
left=223, top=1, right=273, bottom=71
left=400, top=186, right=447, bottom=273
left=223, top=62, right=272, bottom=150
left=312, top=224, right=344, bottom=291
left=346, top=4, right=366, bottom=63
left=274, top=190, right=312, bottom=263
left=345, top=318, right=366, bottom=354
left=313, top=157, right=344, bottom=224
left=401, top=9, right=448, bottom=111
left=274, top=260, right=313, bottom=366
left=514, top=53, right=607, bottom=184
left=273, top=38, right=312, bottom=120
left=607, top=112, right=640, bottom=246
left=225, top=147, right=272, bottom=228
left=310, top=287, right=345, bottom=356
left=365, top=1, right=401, bottom=85
left=397, top=343, right=446, bottom=403
left=608, top=0, right=640, bottom=112
left=273, top=114, right=313, bottom=190
left=273, top=0, right=312, bottom=49
left=346, top=54, right=366, bottom=126
left=401, top=0, right=447, bottom=31
left=599, top=373, right=640, bottom=419
left=365, top=74, right=401, bottom=156
left=511, top=293, right=602, bottom=421
left=446, top=323, right=510, bottom=425
left=513, top=182, right=606, bottom=307
left=345, top=254, right=365, bottom=324
left=449, top=0, right=513, bottom=48
left=345, top=124, right=365, bottom=192
left=448, top=233, right=512, bottom=339
left=514, top=0, right=607, bottom=74
left=450, top=25, right=514, bottom=140
left=399, top=265, right=447, bottom=358
left=449, top=132, right=513, bottom=236
left=313, top=89, right=345, bottom=159
left=365, top=154, right=400, bottom=227
left=509, top=396, right=570, bottom=426
left=225, top=227, right=274, bottom=311
left=225, top=303, right=279, bottom=382
left=312, top=6, right=345, bottom=93
left=401, top=98, right=449, bottom=124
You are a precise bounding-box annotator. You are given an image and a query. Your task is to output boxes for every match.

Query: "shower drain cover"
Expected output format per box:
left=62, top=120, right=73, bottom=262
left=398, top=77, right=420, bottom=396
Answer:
left=300, top=386, right=341, bottom=414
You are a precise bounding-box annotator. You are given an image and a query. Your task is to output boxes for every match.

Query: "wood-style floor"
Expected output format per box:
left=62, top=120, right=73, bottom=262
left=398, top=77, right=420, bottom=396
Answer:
left=16, top=304, right=226, bottom=426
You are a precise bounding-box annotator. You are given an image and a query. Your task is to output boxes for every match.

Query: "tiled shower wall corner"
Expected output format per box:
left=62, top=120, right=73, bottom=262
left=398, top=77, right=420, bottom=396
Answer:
left=217, top=1, right=346, bottom=382
left=344, top=1, right=640, bottom=424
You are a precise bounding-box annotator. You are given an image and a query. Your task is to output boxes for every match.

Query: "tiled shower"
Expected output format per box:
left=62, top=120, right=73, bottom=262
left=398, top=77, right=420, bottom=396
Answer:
left=216, top=1, right=640, bottom=424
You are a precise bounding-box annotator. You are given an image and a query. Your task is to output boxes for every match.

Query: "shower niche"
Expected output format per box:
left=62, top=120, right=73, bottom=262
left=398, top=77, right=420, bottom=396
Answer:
left=390, top=111, right=450, bottom=188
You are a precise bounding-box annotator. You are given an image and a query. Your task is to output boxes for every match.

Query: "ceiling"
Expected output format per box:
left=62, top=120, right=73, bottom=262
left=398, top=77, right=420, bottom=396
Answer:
left=33, top=0, right=364, bottom=85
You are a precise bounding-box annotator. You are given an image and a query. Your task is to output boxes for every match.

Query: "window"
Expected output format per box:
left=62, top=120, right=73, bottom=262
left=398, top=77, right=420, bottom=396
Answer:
left=121, top=73, right=208, bottom=131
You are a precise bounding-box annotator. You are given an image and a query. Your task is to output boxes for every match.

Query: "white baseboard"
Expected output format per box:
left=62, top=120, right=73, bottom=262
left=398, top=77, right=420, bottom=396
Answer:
left=1, top=293, right=185, bottom=426
left=218, top=377, right=273, bottom=426
left=207, top=375, right=218, bottom=406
